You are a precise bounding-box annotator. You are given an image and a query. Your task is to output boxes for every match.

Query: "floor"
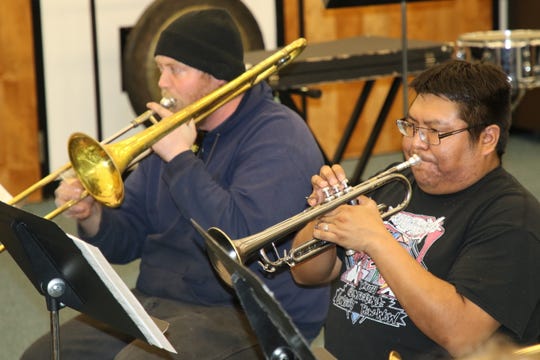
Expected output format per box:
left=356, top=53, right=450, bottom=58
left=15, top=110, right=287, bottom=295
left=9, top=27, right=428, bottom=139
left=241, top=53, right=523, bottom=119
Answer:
left=0, top=131, right=538, bottom=360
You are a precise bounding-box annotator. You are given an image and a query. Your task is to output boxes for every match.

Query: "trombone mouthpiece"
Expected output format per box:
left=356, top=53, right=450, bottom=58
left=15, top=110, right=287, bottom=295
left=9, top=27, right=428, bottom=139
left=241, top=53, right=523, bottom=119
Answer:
left=160, top=97, right=176, bottom=108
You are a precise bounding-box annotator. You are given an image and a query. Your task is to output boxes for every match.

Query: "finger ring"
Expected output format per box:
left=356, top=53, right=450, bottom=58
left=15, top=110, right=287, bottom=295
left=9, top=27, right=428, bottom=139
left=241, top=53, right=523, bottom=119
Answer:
left=322, top=223, right=329, bottom=232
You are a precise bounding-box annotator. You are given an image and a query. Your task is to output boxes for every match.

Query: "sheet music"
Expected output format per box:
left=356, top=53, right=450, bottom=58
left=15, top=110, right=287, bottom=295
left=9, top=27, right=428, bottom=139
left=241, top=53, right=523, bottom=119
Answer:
left=68, top=234, right=176, bottom=353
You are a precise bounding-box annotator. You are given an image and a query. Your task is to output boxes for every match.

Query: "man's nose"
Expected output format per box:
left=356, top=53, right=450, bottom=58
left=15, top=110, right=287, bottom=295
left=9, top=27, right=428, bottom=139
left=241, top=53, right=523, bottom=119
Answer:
left=158, top=71, right=170, bottom=89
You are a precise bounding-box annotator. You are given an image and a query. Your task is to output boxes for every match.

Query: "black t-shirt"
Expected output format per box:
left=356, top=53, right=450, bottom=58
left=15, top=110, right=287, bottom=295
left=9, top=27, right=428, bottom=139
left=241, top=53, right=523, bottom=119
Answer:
left=325, top=166, right=540, bottom=359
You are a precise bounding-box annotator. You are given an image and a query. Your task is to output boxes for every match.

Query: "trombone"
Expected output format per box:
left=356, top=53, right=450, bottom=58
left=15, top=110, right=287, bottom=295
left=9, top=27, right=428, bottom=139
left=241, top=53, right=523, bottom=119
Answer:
left=202, top=155, right=421, bottom=286
left=66, top=37, right=306, bottom=208
left=0, top=37, right=307, bottom=252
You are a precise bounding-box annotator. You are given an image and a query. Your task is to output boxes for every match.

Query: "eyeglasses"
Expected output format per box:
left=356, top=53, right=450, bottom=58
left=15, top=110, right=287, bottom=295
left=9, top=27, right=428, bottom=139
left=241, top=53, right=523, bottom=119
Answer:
left=396, top=118, right=474, bottom=145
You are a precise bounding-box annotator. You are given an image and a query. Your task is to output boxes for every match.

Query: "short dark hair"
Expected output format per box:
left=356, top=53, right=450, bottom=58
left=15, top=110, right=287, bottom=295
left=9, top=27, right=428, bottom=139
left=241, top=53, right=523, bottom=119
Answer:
left=409, top=59, right=511, bottom=157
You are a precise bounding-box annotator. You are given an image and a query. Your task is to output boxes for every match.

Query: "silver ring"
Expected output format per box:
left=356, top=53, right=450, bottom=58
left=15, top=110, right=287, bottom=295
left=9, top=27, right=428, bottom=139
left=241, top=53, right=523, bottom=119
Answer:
left=322, top=223, right=329, bottom=232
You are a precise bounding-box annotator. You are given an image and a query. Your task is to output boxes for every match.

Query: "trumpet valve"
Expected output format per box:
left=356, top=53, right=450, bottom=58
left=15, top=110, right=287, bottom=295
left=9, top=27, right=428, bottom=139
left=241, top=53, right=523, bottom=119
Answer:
left=331, top=184, right=343, bottom=198
left=322, top=187, right=334, bottom=202
left=341, top=179, right=352, bottom=193
left=322, top=182, right=347, bottom=202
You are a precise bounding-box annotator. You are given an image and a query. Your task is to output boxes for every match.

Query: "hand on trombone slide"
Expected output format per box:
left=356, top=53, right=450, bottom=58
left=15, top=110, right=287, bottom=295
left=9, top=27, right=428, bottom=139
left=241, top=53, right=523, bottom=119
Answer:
left=54, top=177, right=102, bottom=236
left=307, top=163, right=390, bottom=257
left=54, top=178, right=95, bottom=220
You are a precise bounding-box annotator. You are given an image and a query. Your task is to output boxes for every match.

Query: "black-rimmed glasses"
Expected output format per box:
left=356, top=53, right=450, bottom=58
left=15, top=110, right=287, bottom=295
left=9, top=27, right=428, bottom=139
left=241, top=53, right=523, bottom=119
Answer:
left=396, top=118, right=474, bottom=145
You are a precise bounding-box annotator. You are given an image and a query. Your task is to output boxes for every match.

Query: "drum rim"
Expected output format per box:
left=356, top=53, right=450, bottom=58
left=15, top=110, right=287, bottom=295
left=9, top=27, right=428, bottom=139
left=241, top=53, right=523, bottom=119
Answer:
left=457, top=29, right=540, bottom=47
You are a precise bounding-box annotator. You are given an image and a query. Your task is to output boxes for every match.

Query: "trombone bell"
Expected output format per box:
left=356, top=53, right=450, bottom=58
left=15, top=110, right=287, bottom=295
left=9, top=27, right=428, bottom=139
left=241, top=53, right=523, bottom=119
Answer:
left=68, top=133, right=125, bottom=207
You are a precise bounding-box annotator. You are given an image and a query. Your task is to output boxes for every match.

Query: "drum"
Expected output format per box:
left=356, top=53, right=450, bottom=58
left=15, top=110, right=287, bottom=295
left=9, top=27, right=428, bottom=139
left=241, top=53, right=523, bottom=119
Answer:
left=456, top=29, right=540, bottom=91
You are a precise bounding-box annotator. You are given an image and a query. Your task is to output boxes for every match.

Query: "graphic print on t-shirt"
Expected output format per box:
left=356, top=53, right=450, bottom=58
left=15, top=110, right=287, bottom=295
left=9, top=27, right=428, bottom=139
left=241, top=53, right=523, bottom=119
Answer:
left=332, top=211, right=445, bottom=327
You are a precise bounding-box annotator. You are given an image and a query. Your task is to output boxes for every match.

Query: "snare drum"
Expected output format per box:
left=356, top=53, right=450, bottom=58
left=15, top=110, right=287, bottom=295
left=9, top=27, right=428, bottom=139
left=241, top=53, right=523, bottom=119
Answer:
left=456, top=29, right=540, bottom=90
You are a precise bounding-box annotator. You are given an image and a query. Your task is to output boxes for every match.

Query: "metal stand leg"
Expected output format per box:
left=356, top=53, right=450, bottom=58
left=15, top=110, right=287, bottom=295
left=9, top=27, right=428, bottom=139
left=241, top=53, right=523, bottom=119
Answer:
left=46, top=278, right=66, bottom=360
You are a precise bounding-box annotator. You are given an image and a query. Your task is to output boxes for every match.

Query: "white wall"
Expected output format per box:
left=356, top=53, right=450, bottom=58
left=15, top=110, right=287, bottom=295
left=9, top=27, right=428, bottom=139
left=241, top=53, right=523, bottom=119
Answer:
left=39, top=0, right=276, bottom=170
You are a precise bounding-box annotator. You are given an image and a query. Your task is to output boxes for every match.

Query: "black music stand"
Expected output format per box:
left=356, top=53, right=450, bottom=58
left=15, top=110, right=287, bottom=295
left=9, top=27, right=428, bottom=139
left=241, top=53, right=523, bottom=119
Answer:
left=0, top=201, right=175, bottom=359
left=191, top=219, right=336, bottom=360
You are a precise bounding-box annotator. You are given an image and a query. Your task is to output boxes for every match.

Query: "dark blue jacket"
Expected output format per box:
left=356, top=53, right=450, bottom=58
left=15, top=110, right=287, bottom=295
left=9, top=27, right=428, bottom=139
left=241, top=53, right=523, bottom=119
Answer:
left=83, top=82, right=329, bottom=340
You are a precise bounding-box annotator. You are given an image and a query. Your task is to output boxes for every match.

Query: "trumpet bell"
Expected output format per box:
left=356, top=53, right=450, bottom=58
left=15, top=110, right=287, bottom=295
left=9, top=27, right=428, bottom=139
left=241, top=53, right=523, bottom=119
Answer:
left=205, top=228, right=242, bottom=286
left=68, top=133, right=124, bottom=207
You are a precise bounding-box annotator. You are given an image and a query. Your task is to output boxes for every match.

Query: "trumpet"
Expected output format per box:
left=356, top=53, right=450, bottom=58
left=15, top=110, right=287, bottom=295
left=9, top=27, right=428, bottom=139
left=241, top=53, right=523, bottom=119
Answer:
left=204, top=155, right=421, bottom=285
left=0, top=97, right=175, bottom=253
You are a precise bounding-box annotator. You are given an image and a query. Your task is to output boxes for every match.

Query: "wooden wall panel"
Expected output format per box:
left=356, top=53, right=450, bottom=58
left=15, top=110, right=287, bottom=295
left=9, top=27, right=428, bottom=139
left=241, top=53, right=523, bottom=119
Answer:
left=0, top=0, right=41, bottom=202
left=282, top=0, right=493, bottom=160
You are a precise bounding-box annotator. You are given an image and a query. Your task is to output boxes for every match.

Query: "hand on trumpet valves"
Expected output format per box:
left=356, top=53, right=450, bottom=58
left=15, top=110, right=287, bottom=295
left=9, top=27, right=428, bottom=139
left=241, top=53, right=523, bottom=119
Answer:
left=307, top=163, right=350, bottom=206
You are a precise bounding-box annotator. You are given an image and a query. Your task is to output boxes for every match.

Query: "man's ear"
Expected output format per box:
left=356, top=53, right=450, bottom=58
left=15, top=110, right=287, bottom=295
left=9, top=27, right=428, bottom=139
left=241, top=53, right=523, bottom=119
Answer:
left=479, top=124, right=500, bottom=155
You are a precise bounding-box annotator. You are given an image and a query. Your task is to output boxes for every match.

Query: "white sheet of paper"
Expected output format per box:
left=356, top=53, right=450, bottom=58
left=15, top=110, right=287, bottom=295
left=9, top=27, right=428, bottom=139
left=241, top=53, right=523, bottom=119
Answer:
left=68, top=234, right=176, bottom=353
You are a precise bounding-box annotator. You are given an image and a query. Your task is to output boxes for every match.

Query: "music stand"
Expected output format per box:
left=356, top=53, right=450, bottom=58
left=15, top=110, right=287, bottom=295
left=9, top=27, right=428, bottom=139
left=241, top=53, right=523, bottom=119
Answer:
left=191, top=219, right=336, bottom=360
left=0, top=201, right=175, bottom=359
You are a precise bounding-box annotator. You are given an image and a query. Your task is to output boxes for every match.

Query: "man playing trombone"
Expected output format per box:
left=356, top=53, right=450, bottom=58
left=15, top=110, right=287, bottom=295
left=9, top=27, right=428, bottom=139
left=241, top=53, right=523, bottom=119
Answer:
left=291, top=60, right=540, bottom=359
left=22, top=8, right=329, bottom=360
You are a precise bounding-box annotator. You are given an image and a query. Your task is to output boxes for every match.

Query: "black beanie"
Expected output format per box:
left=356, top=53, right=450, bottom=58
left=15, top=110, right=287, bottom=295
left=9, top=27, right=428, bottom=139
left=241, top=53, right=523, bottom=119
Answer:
left=154, top=8, right=245, bottom=81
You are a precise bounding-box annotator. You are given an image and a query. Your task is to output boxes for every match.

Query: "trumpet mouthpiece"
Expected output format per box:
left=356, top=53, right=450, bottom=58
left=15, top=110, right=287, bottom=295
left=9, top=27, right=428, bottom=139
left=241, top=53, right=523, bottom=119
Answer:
left=408, top=154, right=421, bottom=166
left=394, top=154, right=421, bottom=171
